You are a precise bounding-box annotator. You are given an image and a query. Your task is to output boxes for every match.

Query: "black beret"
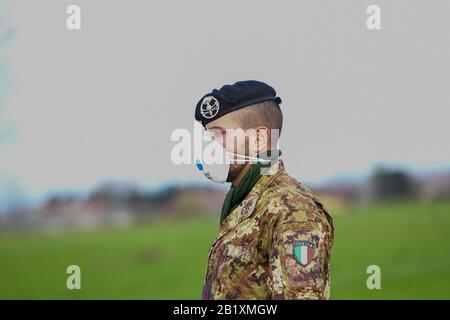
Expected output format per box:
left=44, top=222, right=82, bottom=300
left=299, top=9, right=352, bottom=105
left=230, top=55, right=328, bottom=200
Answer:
left=195, top=80, right=282, bottom=126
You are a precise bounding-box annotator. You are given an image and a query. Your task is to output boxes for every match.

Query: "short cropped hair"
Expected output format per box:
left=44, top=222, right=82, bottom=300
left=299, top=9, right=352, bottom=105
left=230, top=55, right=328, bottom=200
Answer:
left=232, top=100, right=283, bottom=134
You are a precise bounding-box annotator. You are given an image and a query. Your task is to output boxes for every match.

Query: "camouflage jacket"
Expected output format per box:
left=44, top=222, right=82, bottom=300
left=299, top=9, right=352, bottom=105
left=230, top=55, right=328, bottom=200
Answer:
left=202, top=160, right=334, bottom=300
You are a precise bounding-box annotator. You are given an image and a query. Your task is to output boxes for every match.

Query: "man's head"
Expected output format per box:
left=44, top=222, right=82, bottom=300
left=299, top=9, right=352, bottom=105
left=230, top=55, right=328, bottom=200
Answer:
left=195, top=80, right=283, bottom=183
left=206, top=100, right=283, bottom=182
left=205, top=99, right=282, bottom=154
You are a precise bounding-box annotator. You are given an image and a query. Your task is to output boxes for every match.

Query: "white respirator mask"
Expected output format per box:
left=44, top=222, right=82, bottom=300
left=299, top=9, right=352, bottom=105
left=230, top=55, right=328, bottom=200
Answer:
left=195, top=140, right=271, bottom=184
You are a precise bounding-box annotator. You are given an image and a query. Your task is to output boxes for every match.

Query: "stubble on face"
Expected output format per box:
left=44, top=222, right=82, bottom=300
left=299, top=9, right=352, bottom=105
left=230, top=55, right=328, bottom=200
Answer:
left=225, top=136, right=250, bottom=183
left=226, top=163, right=245, bottom=182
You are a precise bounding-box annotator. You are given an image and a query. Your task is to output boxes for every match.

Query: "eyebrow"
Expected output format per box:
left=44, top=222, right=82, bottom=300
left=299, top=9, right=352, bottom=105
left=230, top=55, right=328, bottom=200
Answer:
left=206, top=126, right=227, bottom=134
left=207, top=126, right=223, bottom=130
left=206, top=127, right=227, bottom=140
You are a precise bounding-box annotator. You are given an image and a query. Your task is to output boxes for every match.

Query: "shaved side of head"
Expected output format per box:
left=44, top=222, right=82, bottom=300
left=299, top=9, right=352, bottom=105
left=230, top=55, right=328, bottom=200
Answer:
left=227, top=100, right=283, bottom=152
left=232, top=100, right=283, bottom=133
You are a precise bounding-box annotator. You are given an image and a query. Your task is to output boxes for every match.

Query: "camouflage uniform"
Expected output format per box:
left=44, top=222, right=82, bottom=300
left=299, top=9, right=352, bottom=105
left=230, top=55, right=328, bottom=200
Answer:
left=202, top=160, right=334, bottom=300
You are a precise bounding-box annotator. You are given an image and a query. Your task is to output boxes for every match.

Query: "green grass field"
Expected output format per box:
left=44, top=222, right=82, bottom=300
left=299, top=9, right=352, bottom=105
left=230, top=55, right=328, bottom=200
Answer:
left=0, top=200, right=449, bottom=299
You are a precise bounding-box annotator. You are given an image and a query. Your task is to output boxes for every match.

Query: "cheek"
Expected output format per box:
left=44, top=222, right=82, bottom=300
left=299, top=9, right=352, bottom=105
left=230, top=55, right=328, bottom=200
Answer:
left=226, top=135, right=248, bottom=155
left=214, top=135, right=225, bottom=148
left=222, top=133, right=241, bottom=154
left=237, top=138, right=248, bottom=155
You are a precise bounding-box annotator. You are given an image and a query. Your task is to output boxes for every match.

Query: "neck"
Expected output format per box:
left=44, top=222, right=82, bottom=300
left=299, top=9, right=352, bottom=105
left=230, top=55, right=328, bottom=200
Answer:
left=231, top=163, right=252, bottom=187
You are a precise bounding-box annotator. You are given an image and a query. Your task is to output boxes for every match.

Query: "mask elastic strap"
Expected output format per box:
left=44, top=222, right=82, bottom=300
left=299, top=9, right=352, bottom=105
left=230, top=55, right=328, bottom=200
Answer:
left=226, top=152, right=272, bottom=163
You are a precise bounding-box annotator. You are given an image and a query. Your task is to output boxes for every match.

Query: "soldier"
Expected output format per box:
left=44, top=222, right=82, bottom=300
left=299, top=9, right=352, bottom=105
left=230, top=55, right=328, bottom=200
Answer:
left=194, top=80, right=334, bottom=300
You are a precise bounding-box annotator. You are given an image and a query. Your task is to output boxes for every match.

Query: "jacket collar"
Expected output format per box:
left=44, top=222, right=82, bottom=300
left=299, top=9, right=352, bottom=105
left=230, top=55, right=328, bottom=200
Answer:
left=214, top=160, right=285, bottom=242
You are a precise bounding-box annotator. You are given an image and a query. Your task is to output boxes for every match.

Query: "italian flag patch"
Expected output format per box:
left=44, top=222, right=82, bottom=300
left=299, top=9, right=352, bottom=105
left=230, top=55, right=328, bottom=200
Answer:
left=293, top=240, right=315, bottom=266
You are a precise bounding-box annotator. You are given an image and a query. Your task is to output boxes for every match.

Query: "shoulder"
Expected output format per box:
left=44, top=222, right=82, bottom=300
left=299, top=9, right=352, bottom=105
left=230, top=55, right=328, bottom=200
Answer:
left=257, top=172, right=334, bottom=233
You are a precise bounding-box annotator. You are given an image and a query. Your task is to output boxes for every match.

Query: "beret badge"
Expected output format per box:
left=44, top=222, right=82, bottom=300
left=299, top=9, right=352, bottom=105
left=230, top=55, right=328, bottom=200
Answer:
left=200, top=96, right=220, bottom=119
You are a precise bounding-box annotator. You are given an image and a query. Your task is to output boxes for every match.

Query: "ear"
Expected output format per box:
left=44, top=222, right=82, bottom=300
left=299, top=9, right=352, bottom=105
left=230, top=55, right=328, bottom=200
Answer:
left=248, top=126, right=270, bottom=156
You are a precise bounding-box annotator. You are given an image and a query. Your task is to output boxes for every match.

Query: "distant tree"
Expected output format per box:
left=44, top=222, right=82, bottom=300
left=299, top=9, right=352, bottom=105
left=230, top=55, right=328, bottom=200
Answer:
left=370, top=167, right=417, bottom=201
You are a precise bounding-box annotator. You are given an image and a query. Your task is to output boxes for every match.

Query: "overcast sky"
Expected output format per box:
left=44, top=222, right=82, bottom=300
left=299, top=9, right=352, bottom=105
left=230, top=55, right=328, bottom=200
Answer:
left=0, top=0, right=449, bottom=204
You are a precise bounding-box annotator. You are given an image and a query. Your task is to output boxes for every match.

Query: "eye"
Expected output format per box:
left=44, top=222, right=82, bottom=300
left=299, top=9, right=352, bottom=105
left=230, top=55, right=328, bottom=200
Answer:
left=206, top=128, right=225, bottom=144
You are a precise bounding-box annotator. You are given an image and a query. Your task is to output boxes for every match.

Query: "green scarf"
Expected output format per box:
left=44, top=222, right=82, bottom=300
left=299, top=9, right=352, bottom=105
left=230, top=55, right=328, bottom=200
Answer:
left=220, top=150, right=281, bottom=224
